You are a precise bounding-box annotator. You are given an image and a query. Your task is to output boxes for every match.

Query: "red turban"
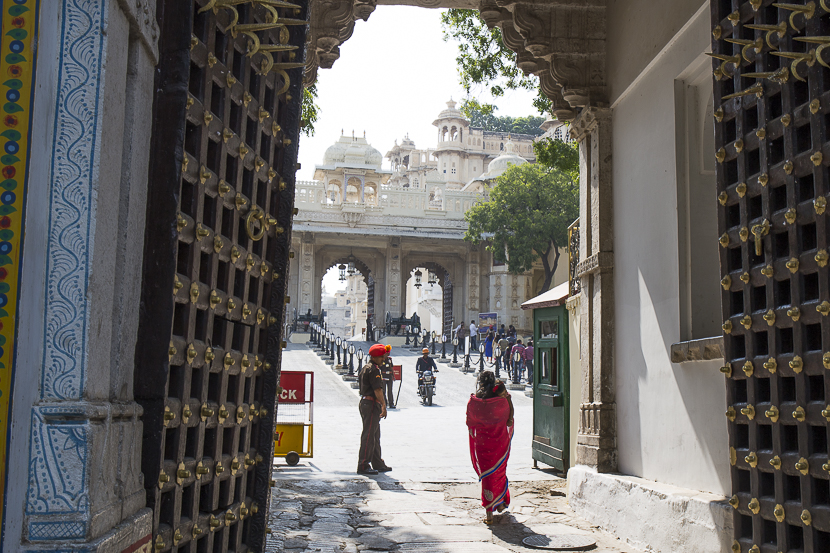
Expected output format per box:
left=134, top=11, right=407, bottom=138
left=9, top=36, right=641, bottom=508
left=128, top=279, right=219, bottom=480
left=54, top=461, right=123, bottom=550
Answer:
left=369, top=344, right=387, bottom=357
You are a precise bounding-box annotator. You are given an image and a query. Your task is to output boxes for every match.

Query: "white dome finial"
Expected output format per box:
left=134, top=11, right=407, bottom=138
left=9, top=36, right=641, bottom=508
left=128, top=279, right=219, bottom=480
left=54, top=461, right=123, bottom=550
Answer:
left=446, top=98, right=456, bottom=109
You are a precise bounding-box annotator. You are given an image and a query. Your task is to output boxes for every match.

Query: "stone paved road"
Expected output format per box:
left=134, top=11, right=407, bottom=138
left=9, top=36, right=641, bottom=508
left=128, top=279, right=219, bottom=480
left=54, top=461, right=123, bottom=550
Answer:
left=267, top=343, right=639, bottom=552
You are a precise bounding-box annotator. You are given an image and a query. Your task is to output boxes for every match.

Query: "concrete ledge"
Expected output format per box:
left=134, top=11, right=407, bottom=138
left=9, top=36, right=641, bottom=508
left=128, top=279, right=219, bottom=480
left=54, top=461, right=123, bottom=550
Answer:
left=669, top=336, right=724, bottom=363
left=567, top=466, right=732, bottom=553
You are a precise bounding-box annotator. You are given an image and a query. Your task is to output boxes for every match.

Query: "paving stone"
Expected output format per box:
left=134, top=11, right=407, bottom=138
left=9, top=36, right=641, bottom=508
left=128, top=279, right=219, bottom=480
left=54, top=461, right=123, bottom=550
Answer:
left=285, top=537, right=309, bottom=548
left=359, top=525, right=492, bottom=543
left=397, top=544, right=510, bottom=552
left=416, top=512, right=477, bottom=526
left=375, top=513, right=426, bottom=527
left=354, top=533, right=397, bottom=550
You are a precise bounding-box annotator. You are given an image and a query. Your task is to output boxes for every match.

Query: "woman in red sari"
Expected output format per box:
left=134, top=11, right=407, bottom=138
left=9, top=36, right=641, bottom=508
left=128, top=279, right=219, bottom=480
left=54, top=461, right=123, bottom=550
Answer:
left=466, top=370, right=514, bottom=524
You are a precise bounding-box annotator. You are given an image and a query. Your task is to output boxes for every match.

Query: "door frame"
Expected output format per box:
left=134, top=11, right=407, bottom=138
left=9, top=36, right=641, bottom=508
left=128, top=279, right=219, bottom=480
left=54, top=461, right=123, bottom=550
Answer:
left=531, top=305, right=570, bottom=471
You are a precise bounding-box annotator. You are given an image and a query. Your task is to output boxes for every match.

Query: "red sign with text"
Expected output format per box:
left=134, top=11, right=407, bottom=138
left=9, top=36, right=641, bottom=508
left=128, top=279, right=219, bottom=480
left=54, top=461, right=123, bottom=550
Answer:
left=278, top=371, right=313, bottom=403
left=392, top=365, right=402, bottom=381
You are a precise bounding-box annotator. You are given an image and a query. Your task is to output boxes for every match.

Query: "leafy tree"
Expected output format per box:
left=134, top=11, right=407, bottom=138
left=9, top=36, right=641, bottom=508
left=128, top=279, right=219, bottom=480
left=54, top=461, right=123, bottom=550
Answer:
left=533, top=135, right=578, bottom=175
left=460, top=99, right=545, bottom=136
left=441, top=9, right=551, bottom=115
left=301, top=82, right=319, bottom=137
left=464, top=142, right=578, bottom=292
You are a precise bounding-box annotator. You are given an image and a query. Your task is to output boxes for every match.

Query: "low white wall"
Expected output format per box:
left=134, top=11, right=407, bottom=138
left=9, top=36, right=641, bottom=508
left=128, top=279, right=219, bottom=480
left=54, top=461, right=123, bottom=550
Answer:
left=568, top=466, right=732, bottom=553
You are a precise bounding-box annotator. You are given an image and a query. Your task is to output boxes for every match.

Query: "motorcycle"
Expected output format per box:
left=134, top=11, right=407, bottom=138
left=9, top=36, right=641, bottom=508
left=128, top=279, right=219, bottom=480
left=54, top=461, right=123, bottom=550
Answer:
left=417, top=369, right=437, bottom=406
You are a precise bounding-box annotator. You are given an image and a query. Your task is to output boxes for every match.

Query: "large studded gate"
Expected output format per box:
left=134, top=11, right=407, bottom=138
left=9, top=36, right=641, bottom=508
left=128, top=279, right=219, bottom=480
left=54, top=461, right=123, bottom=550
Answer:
left=134, top=0, right=306, bottom=551
left=713, top=1, right=830, bottom=551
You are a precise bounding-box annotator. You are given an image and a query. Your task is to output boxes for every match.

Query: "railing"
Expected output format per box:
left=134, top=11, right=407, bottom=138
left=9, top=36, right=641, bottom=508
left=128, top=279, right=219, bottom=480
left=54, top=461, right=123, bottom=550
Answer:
left=568, top=218, right=580, bottom=296
left=294, top=179, right=485, bottom=220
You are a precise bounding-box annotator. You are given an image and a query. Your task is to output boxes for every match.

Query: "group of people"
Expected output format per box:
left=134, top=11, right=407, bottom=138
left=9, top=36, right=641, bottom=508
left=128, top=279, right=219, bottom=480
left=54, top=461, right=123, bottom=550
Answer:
left=454, top=322, right=535, bottom=384
left=356, top=344, right=515, bottom=524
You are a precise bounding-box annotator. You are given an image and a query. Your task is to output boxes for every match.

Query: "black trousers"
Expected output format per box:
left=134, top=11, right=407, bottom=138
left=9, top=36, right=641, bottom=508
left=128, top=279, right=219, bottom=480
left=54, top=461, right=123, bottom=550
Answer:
left=358, top=398, right=383, bottom=471
left=384, top=378, right=395, bottom=407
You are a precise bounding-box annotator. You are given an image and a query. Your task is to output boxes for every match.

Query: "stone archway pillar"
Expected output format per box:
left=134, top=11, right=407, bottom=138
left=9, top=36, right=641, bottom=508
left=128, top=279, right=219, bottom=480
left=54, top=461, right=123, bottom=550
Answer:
left=300, top=234, right=315, bottom=315
left=386, top=239, right=402, bottom=317
left=572, top=107, right=616, bottom=473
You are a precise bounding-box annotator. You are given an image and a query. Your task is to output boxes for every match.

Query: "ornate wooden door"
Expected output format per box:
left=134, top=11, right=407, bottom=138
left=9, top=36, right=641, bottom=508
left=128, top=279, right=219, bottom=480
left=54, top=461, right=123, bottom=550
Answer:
left=713, top=1, right=830, bottom=550
left=134, top=0, right=306, bottom=550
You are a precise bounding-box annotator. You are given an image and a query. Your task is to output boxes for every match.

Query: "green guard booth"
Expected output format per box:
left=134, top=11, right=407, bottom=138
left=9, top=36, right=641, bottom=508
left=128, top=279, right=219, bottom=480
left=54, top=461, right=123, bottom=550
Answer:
left=521, top=282, right=574, bottom=472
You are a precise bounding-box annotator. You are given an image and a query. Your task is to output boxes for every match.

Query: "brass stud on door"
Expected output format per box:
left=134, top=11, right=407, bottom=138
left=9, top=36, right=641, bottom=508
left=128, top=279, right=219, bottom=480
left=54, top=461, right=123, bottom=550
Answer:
left=719, top=365, right=732, bottom=377
left=770, top=455, right=781, bottom=469
left=745, top=451, right=758, bottom=466
left=795, top=457, right=810, bottom=474
left=793, top=406, right=806, bottom=421
left=741, top=404, right=756, bottom=420
left=748, top=498, right=760, bottom=514
left=720, top=275, right=731, bottom=290
left=209, top=515, right=222, bottom=531
left=764, top=357, right=777, bottom=374
left=774, top=504, right=785, bottom=522
left=790, top=356, right=803, bottom=373
left=742, top=362, right=754, bottom=377
left=726, top=406, right=737, bottom=421
left=722, top=320, right=733, bottom=334
left=765, top=405, right=779, bottom=422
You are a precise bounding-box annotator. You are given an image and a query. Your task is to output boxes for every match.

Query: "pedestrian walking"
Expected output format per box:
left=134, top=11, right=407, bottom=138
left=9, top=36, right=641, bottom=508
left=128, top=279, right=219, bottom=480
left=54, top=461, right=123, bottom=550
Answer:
left=380, top=345, right=395, bottom=409
left=484, top=331, right=494, bottom=363
left=510, top=339, right=525, bottom=384
left=469, top=320, right=478, bottom=350
left=523, top=340, right=534, bottom=384
left=466, top=370, right=514, bottom=525
left=498, top=334, right=510, bottom=376
left=357, top=344, right=392, bottom=475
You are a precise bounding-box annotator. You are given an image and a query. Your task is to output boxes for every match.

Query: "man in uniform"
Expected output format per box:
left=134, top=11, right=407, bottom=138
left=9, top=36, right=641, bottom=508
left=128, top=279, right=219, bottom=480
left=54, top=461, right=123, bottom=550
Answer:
left=357, top=344, right=391, bottom=475
left=380, top=345, right=396, bottom=409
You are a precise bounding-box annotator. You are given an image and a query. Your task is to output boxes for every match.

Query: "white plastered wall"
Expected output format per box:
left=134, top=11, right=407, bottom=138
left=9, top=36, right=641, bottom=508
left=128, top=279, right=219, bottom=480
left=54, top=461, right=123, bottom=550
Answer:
left=610, top=1, right=730, bottom=496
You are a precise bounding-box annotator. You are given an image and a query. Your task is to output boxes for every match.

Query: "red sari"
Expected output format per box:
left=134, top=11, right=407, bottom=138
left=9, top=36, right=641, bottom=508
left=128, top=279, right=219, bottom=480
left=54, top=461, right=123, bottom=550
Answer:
left=466, top=394, right=514, bottom=511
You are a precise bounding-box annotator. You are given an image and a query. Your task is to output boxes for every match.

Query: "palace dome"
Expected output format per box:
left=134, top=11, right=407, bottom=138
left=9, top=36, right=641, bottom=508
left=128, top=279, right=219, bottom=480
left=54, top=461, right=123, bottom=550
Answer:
left=485, top=137, right=527, bottom=177
left=323, top=133, right=383, bottom=168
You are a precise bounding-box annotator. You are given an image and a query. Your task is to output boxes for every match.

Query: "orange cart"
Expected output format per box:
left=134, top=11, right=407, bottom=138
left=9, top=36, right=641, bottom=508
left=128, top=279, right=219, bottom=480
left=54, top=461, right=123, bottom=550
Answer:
left=274, top=371, right=314, bottom=466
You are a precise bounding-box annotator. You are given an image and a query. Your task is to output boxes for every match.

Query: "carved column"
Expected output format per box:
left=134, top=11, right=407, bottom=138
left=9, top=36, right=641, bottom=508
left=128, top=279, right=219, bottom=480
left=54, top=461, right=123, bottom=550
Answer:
left=386, top=238, right=401, bottom=316
left=466, top=245, right=481, bottom=322
left=300, top=234, right=315, bottom=315
left=572, top=107, right=616, bottom=472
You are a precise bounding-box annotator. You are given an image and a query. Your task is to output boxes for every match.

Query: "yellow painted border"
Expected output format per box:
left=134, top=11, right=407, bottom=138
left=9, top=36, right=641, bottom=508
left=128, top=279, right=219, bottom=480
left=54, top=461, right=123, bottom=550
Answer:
left=0, top=0, right=39, bottom=533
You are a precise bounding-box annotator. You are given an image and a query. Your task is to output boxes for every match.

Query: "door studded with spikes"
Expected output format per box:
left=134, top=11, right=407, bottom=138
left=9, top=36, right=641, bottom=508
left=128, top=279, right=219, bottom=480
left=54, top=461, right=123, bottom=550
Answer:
left=135, top=0, right=306, bottom=551
left=713, top=1, right=830, bottom=551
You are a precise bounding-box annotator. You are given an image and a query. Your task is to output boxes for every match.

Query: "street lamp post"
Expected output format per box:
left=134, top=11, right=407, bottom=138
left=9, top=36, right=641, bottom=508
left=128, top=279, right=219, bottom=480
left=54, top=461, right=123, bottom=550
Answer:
left=441, top=334, right=447, bottom=360
left=494, top=345, right=501, bottom=378
left=335, top=337, right=342, bottom=368
left=431, top=331, right=437, bottom=355
left=357, top=349, right=364, bottom=373
left=330, top=334, right=336, bottom=362
left=411, top=328, right=419, bottom=349
left=348, top=344, right=355, bottom=375
left=451, top=337, right=458, bottom=365
left=405, top=325, right=411, bottom=346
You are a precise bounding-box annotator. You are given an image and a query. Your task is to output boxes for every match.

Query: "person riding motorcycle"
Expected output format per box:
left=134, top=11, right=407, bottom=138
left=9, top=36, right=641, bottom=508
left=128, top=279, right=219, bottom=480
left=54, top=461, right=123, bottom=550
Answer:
left=416, top=347, right=439, bottom=393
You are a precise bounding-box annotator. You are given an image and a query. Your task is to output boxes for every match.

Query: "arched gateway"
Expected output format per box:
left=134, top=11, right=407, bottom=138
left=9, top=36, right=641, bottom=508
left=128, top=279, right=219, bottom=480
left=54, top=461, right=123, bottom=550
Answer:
left=287, top=130, right=545, bottom=341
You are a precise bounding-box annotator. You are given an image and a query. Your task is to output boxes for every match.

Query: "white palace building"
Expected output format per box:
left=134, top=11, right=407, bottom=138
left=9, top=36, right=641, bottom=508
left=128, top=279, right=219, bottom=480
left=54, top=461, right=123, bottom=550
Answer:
left=287, top=100, right=569, bottom=337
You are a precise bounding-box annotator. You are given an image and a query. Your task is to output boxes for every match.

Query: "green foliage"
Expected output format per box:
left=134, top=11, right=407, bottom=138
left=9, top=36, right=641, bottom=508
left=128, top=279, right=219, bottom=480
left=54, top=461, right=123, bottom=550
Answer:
left=464, top=161, right=578, bottom=292
left=440, top=9, right=551, bottom=115
left=460, top=99, right=545, bottom=136
left=533, top=137, right=578, bottom=176
left=301, top=82, right=319, bottom=137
